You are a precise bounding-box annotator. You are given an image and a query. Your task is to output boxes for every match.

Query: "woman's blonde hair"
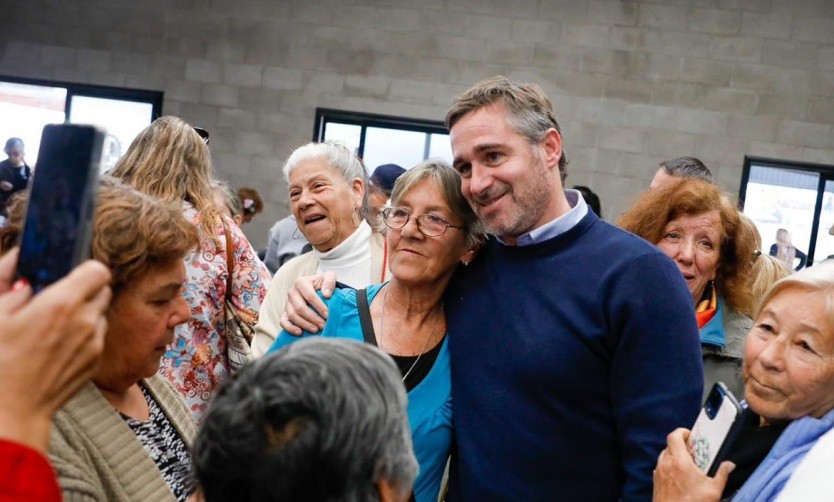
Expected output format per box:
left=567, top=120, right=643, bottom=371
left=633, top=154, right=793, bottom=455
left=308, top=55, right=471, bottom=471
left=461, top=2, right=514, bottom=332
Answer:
left=750, top=254, right=792, bottom=317
left=110, top=116, right=218, bottom=238
left=754, top=261, right=834, bottom=321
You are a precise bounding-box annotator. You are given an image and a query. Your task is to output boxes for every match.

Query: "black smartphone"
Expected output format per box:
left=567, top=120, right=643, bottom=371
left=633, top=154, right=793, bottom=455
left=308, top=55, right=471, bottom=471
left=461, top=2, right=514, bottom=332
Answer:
left=687, top=382, right=747, bottom=477
left=15, top=124, right=105, bottom=293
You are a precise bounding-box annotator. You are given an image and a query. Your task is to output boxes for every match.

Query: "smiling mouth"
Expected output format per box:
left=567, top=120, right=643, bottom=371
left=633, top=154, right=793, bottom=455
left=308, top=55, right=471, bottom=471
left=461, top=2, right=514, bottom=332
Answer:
left=303, top=215, right=326, bottom=224
left=476, top=192, right=507, bottom=211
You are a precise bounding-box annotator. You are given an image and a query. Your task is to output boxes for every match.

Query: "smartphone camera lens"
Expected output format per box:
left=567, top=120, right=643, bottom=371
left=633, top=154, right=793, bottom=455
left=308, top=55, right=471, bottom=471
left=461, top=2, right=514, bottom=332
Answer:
left=706, top=393, right=721, bottom=418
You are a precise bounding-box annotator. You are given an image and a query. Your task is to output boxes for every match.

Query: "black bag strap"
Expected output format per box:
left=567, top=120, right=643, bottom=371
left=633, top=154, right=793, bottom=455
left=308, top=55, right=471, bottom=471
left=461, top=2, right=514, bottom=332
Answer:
left=356, top=289, right=378, bottom=347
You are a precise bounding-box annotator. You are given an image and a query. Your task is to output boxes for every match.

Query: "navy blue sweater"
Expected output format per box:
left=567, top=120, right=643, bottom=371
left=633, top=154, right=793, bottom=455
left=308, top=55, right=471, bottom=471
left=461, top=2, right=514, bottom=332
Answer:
left=445, top=211, right=703, bottom=501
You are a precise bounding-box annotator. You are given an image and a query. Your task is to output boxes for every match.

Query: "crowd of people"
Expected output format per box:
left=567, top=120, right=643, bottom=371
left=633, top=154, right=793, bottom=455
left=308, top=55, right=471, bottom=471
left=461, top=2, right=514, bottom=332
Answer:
left=1, top=75, right=833, bottom=502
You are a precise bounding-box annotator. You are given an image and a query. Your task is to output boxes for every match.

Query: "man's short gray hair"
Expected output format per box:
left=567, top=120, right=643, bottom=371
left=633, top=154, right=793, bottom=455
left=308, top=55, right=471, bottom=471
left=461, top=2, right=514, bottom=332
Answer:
left=659, top=156, right=713, bottom=182
left=194, top=337, right=418, bottom=502
left=445, top=75, right=569, bottom=183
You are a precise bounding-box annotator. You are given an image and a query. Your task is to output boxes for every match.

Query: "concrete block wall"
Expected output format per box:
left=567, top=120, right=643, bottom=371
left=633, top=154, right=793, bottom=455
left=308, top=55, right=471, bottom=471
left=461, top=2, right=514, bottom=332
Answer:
left=2, top=0, right=833, bottom=248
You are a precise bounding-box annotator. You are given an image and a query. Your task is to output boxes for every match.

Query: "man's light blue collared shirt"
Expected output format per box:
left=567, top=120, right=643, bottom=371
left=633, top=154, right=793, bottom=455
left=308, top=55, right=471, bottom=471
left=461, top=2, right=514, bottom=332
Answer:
left=501, top=189, right=589, bottom=247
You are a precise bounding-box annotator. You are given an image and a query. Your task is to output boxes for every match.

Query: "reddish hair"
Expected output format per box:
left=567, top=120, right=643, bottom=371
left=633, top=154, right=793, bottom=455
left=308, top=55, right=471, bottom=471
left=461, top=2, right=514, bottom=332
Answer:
left=618, top=178, right=756, bottom=315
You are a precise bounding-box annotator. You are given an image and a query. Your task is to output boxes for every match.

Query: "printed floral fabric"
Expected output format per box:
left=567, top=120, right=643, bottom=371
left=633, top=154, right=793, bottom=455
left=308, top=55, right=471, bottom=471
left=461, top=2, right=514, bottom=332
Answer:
left=159, top=204, right=270, bottom=421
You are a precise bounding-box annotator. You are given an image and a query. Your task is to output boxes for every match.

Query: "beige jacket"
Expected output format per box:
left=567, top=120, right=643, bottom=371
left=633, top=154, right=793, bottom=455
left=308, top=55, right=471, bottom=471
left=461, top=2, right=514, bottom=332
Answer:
left=49, top=375, right=196, bottom=502
left=252, top=231, right=388, bottom=358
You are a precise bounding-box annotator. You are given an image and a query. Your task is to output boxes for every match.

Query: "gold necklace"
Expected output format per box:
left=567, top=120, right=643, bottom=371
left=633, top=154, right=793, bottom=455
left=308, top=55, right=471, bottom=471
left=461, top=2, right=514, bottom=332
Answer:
left=379, top=284, right=441, bottom=383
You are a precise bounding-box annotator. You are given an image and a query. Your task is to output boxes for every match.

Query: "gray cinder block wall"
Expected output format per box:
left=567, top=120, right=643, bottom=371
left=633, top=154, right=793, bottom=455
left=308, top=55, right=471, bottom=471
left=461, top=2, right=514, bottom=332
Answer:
left=1, top=0, right=833, bottom=248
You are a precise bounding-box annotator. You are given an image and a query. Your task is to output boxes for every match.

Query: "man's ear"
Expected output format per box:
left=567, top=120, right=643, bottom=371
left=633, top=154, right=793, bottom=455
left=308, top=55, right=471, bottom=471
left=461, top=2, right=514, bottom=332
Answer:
left=541, top=128, right=563, bottom=172
left=377, top=479, right=410, bottom=502
left=461, top=242, right=481, bottom=266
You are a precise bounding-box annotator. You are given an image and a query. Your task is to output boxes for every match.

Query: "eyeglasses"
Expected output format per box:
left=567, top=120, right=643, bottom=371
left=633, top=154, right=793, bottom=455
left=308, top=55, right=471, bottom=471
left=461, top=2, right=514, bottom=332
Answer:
left=381, top=207, right=463, bottom=237
left=193, top=127, right=210, bottom=145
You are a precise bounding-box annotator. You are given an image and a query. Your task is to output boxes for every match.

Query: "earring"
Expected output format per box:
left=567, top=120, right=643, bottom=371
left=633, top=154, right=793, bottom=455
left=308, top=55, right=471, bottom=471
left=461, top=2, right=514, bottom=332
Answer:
left=462, top=260, right=469, bottom=267
left=353, top=206, right=362, bottom=227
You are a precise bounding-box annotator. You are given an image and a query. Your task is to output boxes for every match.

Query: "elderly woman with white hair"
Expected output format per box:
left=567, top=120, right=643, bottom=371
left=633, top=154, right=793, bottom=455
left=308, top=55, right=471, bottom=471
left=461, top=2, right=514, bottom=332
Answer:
left=654, top=262, right=834, bottom=501
left=252, top=143, right=389, bottom=357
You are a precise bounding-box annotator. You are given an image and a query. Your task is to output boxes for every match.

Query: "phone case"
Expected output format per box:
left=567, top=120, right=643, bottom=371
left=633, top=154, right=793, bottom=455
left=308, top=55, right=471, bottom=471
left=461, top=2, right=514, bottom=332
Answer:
left=687, top=382, right=746, bottom=477
left=15, top=124, right=105, bottom=293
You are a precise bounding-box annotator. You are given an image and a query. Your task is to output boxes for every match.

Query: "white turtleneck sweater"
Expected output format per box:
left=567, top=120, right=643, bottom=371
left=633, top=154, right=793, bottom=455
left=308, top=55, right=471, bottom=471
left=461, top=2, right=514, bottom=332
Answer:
left=251, top=219, right=390, bottom=358
left=314, top=220, right=373, bottom=289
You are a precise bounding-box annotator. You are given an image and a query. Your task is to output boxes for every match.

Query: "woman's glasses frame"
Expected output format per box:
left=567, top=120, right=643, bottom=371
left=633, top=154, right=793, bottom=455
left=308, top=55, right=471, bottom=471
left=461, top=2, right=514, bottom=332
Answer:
left=381, top=206, right=463, bottom=237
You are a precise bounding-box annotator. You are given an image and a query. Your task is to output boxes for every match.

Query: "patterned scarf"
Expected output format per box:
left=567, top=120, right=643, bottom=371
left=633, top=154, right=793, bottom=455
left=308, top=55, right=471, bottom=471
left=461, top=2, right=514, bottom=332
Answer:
left=695, top=281, right=717, bottom=329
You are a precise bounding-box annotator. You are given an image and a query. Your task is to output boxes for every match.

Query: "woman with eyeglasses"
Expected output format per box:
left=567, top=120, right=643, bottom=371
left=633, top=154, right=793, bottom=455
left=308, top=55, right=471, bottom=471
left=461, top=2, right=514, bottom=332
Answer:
left=268, top=160, right=484, bottom=502
left=252, top=143, right=392, bottom=357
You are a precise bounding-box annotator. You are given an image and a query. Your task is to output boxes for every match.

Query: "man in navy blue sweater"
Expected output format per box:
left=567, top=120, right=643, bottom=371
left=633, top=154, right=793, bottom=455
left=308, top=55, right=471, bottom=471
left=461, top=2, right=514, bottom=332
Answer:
left=441, top=76, right=702, bottom=501
left=281, top=76, right=704, bottom=501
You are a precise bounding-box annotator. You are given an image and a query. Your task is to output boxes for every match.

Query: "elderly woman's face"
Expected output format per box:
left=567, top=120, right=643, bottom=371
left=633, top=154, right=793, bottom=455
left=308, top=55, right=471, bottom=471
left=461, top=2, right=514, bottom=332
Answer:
left=656, top=210, right=722, bottom=303
left=744, top=286, right=834, bottom=421
left=288, top=159, right=364, bottom=253
left=387, top=179, right=473, bottom=286
left=101, top=260, right=191, bottom=383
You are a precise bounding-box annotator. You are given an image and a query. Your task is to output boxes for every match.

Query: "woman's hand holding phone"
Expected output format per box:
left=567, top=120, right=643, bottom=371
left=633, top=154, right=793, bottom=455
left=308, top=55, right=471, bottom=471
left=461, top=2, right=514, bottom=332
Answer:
left=0, top=249, right=111, bottom=453
left=653, top=428, right=735, bottom=502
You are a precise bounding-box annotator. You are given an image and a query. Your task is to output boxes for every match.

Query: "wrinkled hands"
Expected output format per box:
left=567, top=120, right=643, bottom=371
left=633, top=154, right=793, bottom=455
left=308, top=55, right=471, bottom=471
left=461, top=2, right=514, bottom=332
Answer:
left=0, top=249, right=112, bottom=452
left=278, top=271, right=337, bottom=335
left=653, top=428, right=734, bottom=502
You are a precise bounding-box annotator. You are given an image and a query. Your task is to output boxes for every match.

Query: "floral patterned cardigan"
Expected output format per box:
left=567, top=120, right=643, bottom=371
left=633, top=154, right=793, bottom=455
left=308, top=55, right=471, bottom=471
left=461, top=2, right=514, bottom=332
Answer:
left=159, top=204, right=271, bottom=421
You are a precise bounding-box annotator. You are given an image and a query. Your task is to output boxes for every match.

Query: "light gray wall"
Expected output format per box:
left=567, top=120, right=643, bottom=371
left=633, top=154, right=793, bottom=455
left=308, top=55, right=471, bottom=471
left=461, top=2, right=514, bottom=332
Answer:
left=2, top=0, right=833, bottom=248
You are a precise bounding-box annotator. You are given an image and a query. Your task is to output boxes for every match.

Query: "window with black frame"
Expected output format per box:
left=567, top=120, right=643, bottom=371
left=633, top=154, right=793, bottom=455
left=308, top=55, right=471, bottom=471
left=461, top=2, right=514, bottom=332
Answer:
left=313, top=108, right=452, bottom=173
left=0, top=76, right=162, bottom=170
left=740, top=156, right=834, bottom=268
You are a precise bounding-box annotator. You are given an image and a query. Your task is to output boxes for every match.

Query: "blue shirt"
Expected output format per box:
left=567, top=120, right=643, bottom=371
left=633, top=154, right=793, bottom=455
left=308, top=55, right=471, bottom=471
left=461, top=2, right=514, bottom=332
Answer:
left=269, top=284, right=452, bottom=502
left=511, top=189, right=588, bottom=246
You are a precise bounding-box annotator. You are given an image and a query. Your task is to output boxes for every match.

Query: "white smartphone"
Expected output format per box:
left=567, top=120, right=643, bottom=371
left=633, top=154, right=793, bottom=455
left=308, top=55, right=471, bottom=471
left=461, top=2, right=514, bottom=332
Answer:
left=687, top=382, right=747, bottom=477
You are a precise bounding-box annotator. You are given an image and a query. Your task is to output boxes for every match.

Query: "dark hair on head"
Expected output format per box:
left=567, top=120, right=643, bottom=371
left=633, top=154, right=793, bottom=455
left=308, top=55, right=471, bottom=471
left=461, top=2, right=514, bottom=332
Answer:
left=446, top=75, right=569, bottom=184
left=572, top=185, right=601, bottom=218
left=3, top=137, right=23, bottom=155
left=237, top=187, right=264, bottom=222
left=659, top=157, right=712, bottom=182
left=194, top=337, right=418, bottom=502
left=618, top=177, right=755, bottom=315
